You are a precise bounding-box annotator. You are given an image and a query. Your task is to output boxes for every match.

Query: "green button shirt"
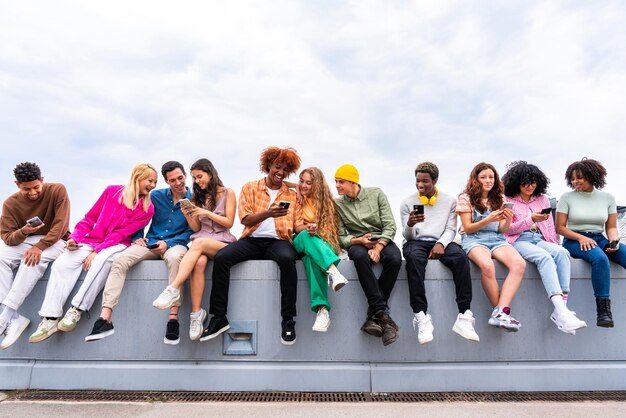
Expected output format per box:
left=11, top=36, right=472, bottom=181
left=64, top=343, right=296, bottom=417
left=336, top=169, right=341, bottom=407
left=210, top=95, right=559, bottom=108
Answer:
left=335, top=186, right=397, bottom=249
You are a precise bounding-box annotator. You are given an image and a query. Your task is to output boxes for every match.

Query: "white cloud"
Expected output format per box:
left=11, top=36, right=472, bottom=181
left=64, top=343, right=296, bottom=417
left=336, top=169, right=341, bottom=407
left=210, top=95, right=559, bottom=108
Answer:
left=2, top=0, right=626, bottom=244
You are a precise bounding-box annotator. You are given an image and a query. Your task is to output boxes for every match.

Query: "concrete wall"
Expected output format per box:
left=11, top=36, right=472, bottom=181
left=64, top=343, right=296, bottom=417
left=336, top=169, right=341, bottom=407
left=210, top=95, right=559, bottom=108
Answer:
left=1, top=259, right=626, bottom=392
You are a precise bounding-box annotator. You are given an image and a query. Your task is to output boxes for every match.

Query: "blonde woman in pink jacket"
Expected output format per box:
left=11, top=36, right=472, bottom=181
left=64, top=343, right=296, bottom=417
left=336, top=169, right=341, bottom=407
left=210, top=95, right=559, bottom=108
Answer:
left=502, top=161, right=586, bottom=335
left=29, top=163, right=157, bottom=343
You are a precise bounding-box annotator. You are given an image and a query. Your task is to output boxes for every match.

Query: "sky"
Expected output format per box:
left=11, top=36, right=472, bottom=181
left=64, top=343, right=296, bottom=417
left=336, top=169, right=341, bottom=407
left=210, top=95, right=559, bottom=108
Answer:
left=2, top=0, right=626, bottom=242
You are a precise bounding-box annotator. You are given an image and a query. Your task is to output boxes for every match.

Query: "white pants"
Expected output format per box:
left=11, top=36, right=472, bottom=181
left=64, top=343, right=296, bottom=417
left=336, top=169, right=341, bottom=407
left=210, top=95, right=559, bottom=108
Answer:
left=38, top=244, right=125, bottom=318
left=0, top=235, right=66, bottom=311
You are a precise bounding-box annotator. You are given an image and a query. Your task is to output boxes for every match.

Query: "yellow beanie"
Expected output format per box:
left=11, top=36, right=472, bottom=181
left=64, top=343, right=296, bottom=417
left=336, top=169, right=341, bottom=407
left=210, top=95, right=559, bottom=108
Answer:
left=334, top=164, right=359, bottom=184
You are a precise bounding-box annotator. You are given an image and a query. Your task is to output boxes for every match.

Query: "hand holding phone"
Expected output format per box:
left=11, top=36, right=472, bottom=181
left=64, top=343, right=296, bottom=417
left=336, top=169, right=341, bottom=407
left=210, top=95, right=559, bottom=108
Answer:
left=540, top=208, right=552, bottom=215
left=278, top=201, right=291, bottom=209
left=179, top=198, right=192, bottom=208
left=605, top=240, right=619, bottom=251
left=504, top=202, right=514, bottom=209
left=413, top=204, right=425, bottom=215
left=368, top=236, right=380, bottom=242
left=26, top=216, right=44, bottom=227
left=146, top=243, right=160, bottom=250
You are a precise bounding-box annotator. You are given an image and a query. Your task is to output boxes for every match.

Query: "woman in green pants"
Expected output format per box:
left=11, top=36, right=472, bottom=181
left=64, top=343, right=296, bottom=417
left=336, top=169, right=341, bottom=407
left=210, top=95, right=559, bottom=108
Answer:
left=293, top=167, right=348, bottom=332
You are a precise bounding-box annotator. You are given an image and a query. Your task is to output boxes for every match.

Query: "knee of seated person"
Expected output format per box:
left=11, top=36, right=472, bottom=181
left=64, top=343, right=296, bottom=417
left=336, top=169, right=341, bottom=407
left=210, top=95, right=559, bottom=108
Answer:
left=477, top=261, right=495, bottom=277
left=512, top=257, right=527, bottom=274
left=194, top=256, right=209, bottom=270
left=270, top=250, right=297, bottom=266
left=164, top=250, right=184, bottom=264
left=348, top=245, right=368, bottom=259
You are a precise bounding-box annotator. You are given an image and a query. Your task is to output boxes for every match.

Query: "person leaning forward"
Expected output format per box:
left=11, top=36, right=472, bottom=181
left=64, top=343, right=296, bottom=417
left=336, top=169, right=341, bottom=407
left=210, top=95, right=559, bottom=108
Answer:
left=0, top=162, right=70, bottom=349
left=334, top=164, right=401, bottom=346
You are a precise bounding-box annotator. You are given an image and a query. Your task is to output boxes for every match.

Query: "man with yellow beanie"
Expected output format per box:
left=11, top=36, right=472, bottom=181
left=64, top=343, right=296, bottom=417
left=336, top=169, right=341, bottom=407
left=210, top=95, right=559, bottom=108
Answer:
left=334, top=164, right=401, bottom=346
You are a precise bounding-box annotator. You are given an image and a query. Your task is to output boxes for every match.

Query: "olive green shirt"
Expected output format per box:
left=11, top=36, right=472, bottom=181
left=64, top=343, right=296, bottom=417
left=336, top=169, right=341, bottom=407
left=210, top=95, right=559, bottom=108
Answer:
left=335, top=186, right=397, bottom=249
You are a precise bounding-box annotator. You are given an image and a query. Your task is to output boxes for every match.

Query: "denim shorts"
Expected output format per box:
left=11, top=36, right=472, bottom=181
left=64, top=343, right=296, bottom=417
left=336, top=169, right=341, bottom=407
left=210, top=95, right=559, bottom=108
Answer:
left=462, top=231, right=510, bottom=254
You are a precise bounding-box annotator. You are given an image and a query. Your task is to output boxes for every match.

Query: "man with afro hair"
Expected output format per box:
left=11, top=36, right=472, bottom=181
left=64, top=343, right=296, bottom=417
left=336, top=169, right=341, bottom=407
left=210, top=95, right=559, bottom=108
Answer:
left=201, top=147, right=304, bottom=345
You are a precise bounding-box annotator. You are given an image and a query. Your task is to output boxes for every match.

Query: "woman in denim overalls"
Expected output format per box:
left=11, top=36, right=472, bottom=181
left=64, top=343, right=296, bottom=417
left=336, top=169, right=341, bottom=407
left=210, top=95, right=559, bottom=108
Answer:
left=457, top=162, right=526, bottom=331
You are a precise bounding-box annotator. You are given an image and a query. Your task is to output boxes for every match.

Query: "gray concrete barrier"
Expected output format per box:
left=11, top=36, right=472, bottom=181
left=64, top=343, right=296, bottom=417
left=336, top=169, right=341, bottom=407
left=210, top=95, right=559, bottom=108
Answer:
left=1, top=259, right=625, bottom=392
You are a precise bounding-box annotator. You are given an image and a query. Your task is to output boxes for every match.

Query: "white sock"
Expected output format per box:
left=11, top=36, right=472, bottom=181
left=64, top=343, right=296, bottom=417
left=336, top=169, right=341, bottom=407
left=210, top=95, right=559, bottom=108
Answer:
left=551, top=295, right=567, bottom=315
left=0, top=306, right=17, bottom=325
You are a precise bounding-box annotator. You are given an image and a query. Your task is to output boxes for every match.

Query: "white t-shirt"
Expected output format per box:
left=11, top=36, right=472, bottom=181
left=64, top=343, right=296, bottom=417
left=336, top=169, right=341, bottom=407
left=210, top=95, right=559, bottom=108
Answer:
left=251, top=188, right=279, bottom=238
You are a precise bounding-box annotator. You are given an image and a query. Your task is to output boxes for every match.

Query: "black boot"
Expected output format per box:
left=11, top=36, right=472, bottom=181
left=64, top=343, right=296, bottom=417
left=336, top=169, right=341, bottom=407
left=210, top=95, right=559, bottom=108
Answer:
left=361, top=308, right=383, bottom=337
left=596, top=298, right=614, bottom=328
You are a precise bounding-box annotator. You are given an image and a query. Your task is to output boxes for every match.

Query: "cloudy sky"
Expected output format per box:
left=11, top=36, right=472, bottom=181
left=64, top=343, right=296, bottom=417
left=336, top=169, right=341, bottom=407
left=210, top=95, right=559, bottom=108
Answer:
left=2, top=0, right=626, bottom=241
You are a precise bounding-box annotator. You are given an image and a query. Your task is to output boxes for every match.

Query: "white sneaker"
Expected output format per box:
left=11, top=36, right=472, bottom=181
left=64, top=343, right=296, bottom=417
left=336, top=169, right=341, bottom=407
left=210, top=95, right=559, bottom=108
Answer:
left=29, top=318, right=59, bottom=343
left=153, top=286, right=181, bottom=310
left=312, top=307, right=331, bottom=332
left=488, top=306, right=521, bottom=332
left=189, top=308, right=207, bottom=341
left=551, top=308, right=587, bottom=335
left=0, top=315, right=31, bottom=349
left=0, top=320, right=7, bottom=336
left=58, top=307, right=82, bottom=332
left=412, top=311, right=434, bottom=345
left=327, top=269, right=348, bottom=291
left=452, top=310, right=480, bottom=342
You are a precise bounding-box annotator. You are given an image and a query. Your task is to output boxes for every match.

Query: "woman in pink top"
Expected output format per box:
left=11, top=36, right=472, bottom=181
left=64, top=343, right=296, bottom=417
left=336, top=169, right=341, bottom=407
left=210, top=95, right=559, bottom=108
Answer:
left=29, top=163, right=157, bottom=343
left=502, top=161, right=586, bottom=335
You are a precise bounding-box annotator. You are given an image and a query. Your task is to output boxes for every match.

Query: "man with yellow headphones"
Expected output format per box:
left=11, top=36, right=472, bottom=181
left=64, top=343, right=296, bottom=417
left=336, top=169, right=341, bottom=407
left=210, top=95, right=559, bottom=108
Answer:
left=400, top=162, right=479, bottom=345
left=334, top=164, right=402, bottom=346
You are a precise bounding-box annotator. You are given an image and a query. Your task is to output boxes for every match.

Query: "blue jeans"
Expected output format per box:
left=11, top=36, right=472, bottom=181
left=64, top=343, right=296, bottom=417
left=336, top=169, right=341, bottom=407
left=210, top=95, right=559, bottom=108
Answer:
left=513, top=232, right=570, bottom=297
left=563, top=233, right=626, bottom=298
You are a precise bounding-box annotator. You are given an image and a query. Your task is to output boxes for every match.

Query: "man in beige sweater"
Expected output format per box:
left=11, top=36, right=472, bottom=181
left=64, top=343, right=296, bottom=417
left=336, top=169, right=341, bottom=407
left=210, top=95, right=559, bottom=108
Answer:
left=0, top=162, right=70, bottom=349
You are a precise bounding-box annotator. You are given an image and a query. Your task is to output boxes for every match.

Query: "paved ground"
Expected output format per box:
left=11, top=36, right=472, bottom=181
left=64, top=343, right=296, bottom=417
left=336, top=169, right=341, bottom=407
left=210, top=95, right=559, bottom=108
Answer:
left=0, top=400, right=625, bottom=417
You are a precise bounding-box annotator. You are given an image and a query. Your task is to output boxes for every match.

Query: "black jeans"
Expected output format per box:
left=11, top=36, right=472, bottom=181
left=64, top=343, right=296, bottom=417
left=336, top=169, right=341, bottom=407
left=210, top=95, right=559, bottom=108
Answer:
left=403, top=240, right=472, bottom=314
left=209, top=237, right=298, bottom=320
left=348, top=242, right=402, bottom=313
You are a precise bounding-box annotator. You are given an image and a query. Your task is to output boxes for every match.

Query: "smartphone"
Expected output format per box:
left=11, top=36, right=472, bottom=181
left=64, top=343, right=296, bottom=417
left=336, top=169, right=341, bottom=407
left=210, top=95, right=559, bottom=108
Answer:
left=279, top=201, right=291, bottom=209
left=26, top=216, right=44, bottom=227
left=504, top=202, right=514, bottom=209
left=179, top=198, right=191, bottom=207
left=368, top=236, right=380, bottom=241
left=609, top=240, right=619, bottom=249
left=413, top=204, right=425, bottom=215
left=540, top=208, right=552, bottom=214
left=146, top=243, right=160, bottom=249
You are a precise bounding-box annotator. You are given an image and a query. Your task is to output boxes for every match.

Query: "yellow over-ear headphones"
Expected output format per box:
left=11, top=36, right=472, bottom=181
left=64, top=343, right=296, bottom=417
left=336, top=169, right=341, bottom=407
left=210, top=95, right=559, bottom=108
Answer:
left=418, top=187, right=438, bottom=205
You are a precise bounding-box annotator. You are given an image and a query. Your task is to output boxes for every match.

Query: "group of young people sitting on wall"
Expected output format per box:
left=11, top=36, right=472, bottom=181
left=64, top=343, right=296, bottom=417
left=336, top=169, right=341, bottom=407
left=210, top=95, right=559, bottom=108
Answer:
left=1, top=148, right=624, bottom=351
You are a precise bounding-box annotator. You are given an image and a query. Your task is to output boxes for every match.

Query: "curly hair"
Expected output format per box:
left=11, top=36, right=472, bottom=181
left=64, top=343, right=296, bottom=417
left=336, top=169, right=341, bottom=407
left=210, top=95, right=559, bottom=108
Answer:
left=502, top=161, right=549, bottom=198
left=14, top=162, right=42, bottom=183
left=463, top=162, right=504, bottom=212
left=259, top=146, right=301, bottom=175
left=414, top=162, right=439, bottom=182
left=564, top=158, right=607, bottom=189
left=300, top=167, right=341, bottom=254
left=190, top=158, right=224, bottom=210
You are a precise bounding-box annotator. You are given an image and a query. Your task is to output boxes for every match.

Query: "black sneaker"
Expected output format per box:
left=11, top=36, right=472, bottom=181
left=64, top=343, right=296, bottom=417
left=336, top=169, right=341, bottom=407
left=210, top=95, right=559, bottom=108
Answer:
left=164, top=319, right=180, bottom=345
left=84, top=318, right=114, bottom=342
left=281, top=319, right=296, bottom=345
left=199, top=316, right=230, bottom=342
